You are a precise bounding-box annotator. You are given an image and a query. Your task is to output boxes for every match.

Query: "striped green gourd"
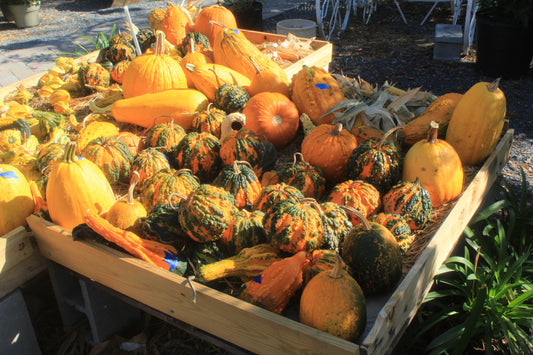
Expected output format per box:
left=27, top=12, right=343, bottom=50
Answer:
left=319, top=201, right=353, bottom=252
left=212, top=160, right=262, bottom=210
left=140, top=168, right=199, bottom=209
left=130, top=147, right=171, bottom=190
left=279, top=152, right=326, bottom=199
left=254, top=182, right=304, bottom=213
left=146, top=119, right=187, bottom=152
left=213, top=83, right=250, bottom=113
left=219, top=209, right=268, bottom=256
left=369, top=212, right=413, bottom=254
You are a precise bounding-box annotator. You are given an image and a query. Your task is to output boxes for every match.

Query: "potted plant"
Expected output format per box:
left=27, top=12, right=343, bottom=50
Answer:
left=475, top=0, right=533, bottom=79
left=222, top=0, right=264, bottom=31
left=4, top=0, right=41, bottom=28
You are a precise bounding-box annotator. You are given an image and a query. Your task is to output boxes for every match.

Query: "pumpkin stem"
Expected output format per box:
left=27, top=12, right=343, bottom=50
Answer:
left=331, top=123, right=343, bottom=136
left=63, top=142, right=79, bottom=164
left=292, top=152, right=306, bottom=168
left=340, top=206, right=372, bottom=231
left=329, top=254, right=344, bottom=279
left=168, top=191, right=188, bottom=210
left=377, top=126, right=401, bottom=150
left=233, top=160, right=252, bottom=174
left=427, top=121, right=439, bottom=143
left=154, top=30, right=167, bottom=56
left=127, top=171, right=140, bottom=205
left=189, top=37, right=196, bottom=53
left=249, top=56, right=262, bottom=74
left=301, top=197, right=323, bottom=214
left=487, top=78, right=501, bottom=93
left=208, top=20, right=227, bottom=29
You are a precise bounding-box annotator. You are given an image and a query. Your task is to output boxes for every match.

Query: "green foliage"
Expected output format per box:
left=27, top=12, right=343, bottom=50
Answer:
left=58, top=24, right=117, bottom=58
left=400, top=169, right=533, bottom=354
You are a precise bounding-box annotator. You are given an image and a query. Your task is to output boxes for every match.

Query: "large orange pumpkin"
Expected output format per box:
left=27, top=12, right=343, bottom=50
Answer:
left=242, top=92, right=299, bottom=148
left=193, top=4, right=237, bottom=46
left=121, top=31, right=187, bottom=99
left=301, top=123, right=358, bottom=183
left=160, top=3, right=192, bottom=46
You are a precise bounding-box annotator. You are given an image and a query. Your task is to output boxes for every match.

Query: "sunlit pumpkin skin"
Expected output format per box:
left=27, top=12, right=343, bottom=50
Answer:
left=300, top=256, right=366, bottom=341
left=184, top=63, right=251, bottom=102
left=178, top=184, right=238, bottom=242
left=254, top=182, right=304, bottom=213
left=169, top=131, right=222, bottom=183
left=445, top=79, right=506, bottom=165
left=160, top=3, right=191, bottom=46
left=346, top=127, right=401, bottom=193
left=191, top=106, right=226, bottom=138
left=341, top=210, right=402, bottom=295
left=239, top=251, right=309, bottom=314
left=121, top=31, right=187, bottom=99
left=399, top=92, right=463, bottom=146
left=140, top=168, right=199, bottom=209
left=403, top=121, right=464, bottom=207
left=114, top=131, right=143, bottom=157
left=105, top=172, right=147, bottom=234
left=278, top=152, right=326, bottom=199
left=75, top=120, right=120, bottom=154
left=46, top=143, right=116, bottom=231
left=80, top=136, right=134, bottom=185
left=180, top=51, right=213, bottom=88
left=0, top=164, right=34, bottom=235
left=327, top=180, right=381, bottom=225
left=264, top=198, right=324, bottom=254
left=248, top=60, right=290, bottom=97
left=108, top=58, right=129, bottom=84
left=146, top=120, right=187, bottom=153
left=212, top=161, right=262, bottom=209
left=369, top=213, right=413, bottom=254
left=382, top=178, right=433, bottom=230
left=219, top=127, right=266, bottom=177
left=213, top=27, right=289, bottom=83
left=218, top=209, right=268, bottom=256
left=301, top=123, right=358, bottom=183
left=319, top=202, right=353, bottom=252
left=290, top=65, right=346, bottom=125
left=37, top=142, right=66, bottom=175
left=130, top=147, right=171, bottom=190
left=193, top=4, right=237, bottom=45
left=242, top=92, right=299, bottom=148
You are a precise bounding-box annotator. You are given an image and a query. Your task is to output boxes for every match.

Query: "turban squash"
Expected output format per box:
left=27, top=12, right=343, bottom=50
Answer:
left=140, top=168, right=199, bottom=209
left=327, top=180, right=381, bottom=225
left=218, top=209, right=268, bottom=256
left=145, top=119, right=187, bottom=153
left=278, top=152, right=326, bottom=199
left=212, top=160, right=262, bottom=210
left=129, top=147, right=171, bottom=190
left=254, top=182, right=304, bottom=213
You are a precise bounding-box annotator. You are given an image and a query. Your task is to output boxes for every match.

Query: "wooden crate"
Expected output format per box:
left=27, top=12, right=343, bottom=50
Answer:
left=0, top=227, right=47, bottom=299
left=26, top=130, right=513, bottom=354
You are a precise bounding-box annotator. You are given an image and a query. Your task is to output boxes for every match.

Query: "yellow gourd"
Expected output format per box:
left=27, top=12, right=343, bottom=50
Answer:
left=0, top=164, right=34, bottom=235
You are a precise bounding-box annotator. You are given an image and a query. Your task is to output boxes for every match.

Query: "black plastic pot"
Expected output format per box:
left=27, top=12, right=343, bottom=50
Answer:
left=476, top=15, right=533, bottom=79
left=230, top=2, right=263, bottom=32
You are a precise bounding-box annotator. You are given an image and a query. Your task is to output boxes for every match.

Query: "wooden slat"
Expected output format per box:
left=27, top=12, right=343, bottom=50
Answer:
left=0, top=227, right=47, bottom=298
left=361, top=129, right=514, bottom=355
left=27, top=216, right=359, bottom=355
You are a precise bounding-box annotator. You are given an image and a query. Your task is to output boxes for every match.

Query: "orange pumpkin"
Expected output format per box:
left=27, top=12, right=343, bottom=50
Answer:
left=160, top=3, right=192, bottom=46
left=121, top=31, right=187, bottom=99
left=180, top=50, right=214, bottom=88
left=301, top=123, right=358, bottom=183
left=248, top=57, right=290, bottom=97
left=193, top=4, right=237, bottom=46
left=403, top=121, right=463, bottom=207
left=242, top=92, right=299, bottom=148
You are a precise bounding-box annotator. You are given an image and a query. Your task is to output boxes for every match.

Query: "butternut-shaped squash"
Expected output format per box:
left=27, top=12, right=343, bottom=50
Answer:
left=111, top=89, right=209, bottom=129
left=445, top=79, right=506, bottom=165
left=184, top=62, right=251, bottom=101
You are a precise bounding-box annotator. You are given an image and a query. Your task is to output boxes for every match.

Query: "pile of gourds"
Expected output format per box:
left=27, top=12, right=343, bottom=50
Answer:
left=0, top=1, right=507, bottom=343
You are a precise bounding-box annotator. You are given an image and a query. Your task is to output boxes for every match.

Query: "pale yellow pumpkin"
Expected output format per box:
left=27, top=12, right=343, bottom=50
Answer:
left=0, top=164, right=34, bottom=235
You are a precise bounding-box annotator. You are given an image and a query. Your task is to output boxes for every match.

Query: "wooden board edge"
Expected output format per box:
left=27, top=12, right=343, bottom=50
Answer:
left=360, top=129, right=514, bottom=354
left=1, top=226, right=36, bottom=275
left=27, top=215, right=360, bottom=355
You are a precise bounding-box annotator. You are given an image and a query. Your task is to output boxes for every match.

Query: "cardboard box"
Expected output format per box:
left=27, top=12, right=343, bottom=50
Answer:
left=27, top=130, right=513, bottom=354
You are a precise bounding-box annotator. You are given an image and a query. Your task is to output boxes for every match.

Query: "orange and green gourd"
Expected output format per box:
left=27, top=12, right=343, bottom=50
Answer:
left=142, top=202, right=188, bottom=245
left=0, top=164, right=35, bottom=235
left=80, top=136, right=134, bottom=185
left=160, top=3, right=191, bottom=46
left=382, top=178, right=433, bottom=230
left=212, top=160, right=262, bottom=210
left=114, top=131, right=143, bottom=157
left=136, top=29, right=156, bottom=53
left=28, top=110, right=66, bottom=139
left=109, top=32, right=133, bottom=46
left=254, top=182, right=304, bottom=213
left=302, top=249, right=352, bottom=285
left=197, top=243, right=280, bottom=283
left=169, top=131, right=222, bottom=183
left=218, top=209, right=268, bottom=256
left=219, top=127, right=266, bottom=177
left=78, top=62, right=110, bottom=92
left=239, top=251, right=309, bottom=314
left=181, top=31, right=211, bottom=55
left=327, top=180, right=381, bottom=225
left=46, top=142, right=116, bottom=231
left=319, top=201, right=353, bottom=252
left=36, top=142, right=66, bottom=175
left=110, top=60, right=131, bottom=84
left=299, top=254, right=367, bottom=341
left=140, top=168, right=199, bottom=209
left=341, top=208, right=402, bottom=296
left=346, top=127, right=402, bottom=193
left=351, top=125, right=385, bottom=144
left=213, top=83, right=250, bottom=113
left=129, top=147, right=171, bottom=190
left=177, top=184, right=238, bottom=243
left=145, top=119, right=187, bottom=153
left=369, top=212, right=413, bottom=254
left=191, top=106, right=226, bottom=138
left=264, top=198, right=324, bottom=254
left=106, top=42, right=136, bottom=64
left=278, top=152, right=326, bottom=199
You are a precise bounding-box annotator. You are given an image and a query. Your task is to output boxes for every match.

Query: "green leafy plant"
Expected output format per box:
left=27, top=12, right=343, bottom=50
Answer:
left=58, top=24, right=117, bottom=58
left=399, top=169, right=532, bottom=354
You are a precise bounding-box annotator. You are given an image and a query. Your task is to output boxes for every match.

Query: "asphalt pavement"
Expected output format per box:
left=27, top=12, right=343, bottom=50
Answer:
left=0, top=0, right=310, bottom=89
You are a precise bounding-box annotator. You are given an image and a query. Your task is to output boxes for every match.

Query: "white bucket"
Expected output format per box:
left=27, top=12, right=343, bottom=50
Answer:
left=276, top=19, right=317, bottom=39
